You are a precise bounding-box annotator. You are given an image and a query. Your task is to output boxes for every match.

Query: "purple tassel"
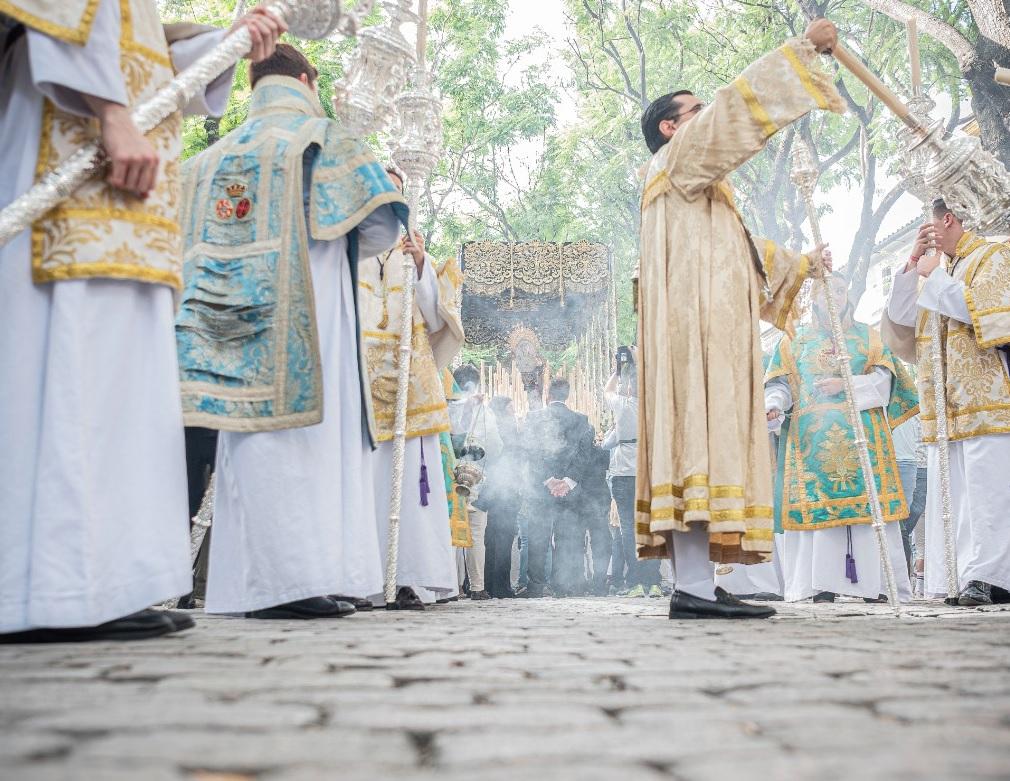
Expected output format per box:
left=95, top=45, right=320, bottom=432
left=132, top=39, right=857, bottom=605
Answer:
left=845, top=526, right=858, bottom=583
left=419, top=438, right=430, bottom=507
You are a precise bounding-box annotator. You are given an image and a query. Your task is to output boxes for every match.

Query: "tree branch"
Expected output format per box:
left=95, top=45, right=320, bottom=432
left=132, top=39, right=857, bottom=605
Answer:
left=857, top=0, right=976, bottom=69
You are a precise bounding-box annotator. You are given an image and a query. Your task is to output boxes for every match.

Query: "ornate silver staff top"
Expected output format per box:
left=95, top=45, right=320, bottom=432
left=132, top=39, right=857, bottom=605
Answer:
left=0, top=0, right=375, bottom=248
left=790, top=142, right=903, bottom=615
left=831, top=44, right=1010, bottom=236
left=333, top=0, right=417, bottom=139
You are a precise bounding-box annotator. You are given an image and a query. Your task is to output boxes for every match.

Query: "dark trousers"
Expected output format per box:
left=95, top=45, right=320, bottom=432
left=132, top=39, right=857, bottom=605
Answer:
left=897, top=463, right=928, bottom=571
left=611, top=475, right=660, bottom=588
left=484, top=501, right=518, bottom=598
left=610, top=525, right=626, bottom=588
left=527, top=499, right=560, bottom=595
left=552, top=500, right=612, bottom=596
left=184, top=427, right=218, bottom=599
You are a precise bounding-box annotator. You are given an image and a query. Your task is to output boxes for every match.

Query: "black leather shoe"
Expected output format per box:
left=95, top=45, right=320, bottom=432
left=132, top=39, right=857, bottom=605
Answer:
left=330, top=595, right=374, bottom=611
left=735, top=592, right=784, bottom=602
left=470, top=590, right=491, bottom=601
left=863, top=594, right=888, bottom=604
left=160, top=610, right=195, bottom=633
left=246, top=596, right=356, bottom=620
left=990, top=586, right=1010, bottom=604
left=0, top=609, right=178, bottom=644
left=668, top=587, right=776, bottom=619
left=958, top=581, right=993, bottom=606
left=176, top=593, right=197, bottom=610
left=385, top=587, right=425, bottom=611
left=812, top=591, right=835, bottom=603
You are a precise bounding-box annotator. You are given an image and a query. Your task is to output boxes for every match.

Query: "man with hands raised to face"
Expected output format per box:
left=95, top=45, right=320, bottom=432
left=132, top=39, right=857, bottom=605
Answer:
left=882, top=199, right=1010, bottom=606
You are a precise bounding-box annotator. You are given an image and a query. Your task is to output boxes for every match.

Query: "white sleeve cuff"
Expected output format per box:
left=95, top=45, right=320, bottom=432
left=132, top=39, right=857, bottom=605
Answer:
left=918, top=266, right=972, bottom=325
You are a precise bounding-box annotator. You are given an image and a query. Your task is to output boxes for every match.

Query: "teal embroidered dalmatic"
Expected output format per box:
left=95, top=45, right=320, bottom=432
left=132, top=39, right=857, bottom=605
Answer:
left=176, top=76, right=407, bottom=433
left=767, top=322, right=918, bottom=532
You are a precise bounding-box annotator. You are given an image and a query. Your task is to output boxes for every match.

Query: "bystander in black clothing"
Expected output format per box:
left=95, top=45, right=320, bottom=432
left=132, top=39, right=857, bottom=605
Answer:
left=522, top=380, right=595, bottom=598
left=481, top=397, right=524, bottom=598
left=555, top=442, right=613, bottom=596
left=178, top=427, right=217, bottom=608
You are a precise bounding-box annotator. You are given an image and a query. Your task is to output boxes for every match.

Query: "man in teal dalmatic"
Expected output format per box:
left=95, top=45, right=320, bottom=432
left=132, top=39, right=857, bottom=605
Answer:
left=175, top=45, right=407, bottom=620
left=764, top=276, right=918, bottom=603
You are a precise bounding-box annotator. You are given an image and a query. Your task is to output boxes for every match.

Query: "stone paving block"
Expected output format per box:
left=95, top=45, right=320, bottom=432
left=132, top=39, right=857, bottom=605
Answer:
left=2, top=601, right=1009, bottom=780
left=327, top=702, right=611, bottom=731
left=76, top=728, right=416, bottom=768
left=0, top=732, right=76, bottom=763
left=269, top=761, right=672, bottom=781
left=1, top=762, right=187, bottom=781
left=22, top=694, right=318, bottom=732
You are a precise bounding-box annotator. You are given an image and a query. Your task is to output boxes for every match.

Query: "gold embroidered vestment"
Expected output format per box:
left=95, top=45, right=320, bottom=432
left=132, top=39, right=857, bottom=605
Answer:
left=882, top=232, right=1010, bottom=444
left=635, top=38, right=845, bottom=564
left=26, top=0, right=184, bottom=287
left=358, top=251, right=464, bottom=442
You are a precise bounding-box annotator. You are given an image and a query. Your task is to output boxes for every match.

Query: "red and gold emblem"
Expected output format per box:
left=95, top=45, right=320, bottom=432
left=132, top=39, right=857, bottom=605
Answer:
left=214, top=181, right=252, bottom=222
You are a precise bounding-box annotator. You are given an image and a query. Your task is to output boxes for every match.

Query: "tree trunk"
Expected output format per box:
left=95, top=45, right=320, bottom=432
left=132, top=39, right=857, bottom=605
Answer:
left=204, top=116, right=221, bottom=148
left=859, top=0, right=1010, bottom=165
left=966, top=35, right=1010, bottom=166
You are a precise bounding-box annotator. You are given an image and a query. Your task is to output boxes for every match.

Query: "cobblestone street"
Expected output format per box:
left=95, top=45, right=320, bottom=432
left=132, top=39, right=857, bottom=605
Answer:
left=2, top=598, right=1009, bottom=781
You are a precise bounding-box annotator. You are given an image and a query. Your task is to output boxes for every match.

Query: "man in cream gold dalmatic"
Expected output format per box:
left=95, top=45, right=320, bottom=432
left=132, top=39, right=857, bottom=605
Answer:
left=882, top=199, right=1010, bottom=607
left=635, top=18, right=841, bottom=619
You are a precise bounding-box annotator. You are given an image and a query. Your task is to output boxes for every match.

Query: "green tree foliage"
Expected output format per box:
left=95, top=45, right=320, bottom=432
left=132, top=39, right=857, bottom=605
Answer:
left=163, top=0, right=987, bottom=345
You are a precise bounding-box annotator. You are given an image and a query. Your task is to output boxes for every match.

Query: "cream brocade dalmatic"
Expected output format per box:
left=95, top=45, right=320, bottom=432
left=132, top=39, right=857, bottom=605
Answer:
left=358, top=251, right=464, bottom=441
left=635, top=37, right=844, bottom=564
left=881, top=232, right=1010, bottom=443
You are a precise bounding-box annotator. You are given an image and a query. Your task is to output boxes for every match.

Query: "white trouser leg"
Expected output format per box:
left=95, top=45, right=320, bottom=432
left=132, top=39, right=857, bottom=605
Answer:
left=465, top=509, right=487, bottom=592
left=669, top=526, right=716, bottom=600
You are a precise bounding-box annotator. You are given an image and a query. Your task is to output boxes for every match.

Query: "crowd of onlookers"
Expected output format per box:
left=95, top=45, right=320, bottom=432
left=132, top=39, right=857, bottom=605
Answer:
left=449, top=348, right=676, bottom=602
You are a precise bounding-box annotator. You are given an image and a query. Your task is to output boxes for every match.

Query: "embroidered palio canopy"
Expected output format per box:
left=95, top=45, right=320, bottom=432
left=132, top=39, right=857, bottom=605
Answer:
left=460, top=240, right=612, bottom=352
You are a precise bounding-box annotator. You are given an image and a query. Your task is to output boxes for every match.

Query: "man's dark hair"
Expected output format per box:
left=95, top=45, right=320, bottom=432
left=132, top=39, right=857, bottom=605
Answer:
left=453, top=363, right=480, bottom=389
left=548, top=378, right=571, bottom=403
left=932, top=197, right=960, bottom=222
left=385, top=166, right=405, bottom=193
left=640, top=90, right=694, bottom=154
left=249, top=43, right=319, bottom=89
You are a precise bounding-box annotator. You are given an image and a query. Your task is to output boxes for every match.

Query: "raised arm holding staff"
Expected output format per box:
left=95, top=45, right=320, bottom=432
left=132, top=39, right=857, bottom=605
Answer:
left=635, top=19, right=839, bottom=620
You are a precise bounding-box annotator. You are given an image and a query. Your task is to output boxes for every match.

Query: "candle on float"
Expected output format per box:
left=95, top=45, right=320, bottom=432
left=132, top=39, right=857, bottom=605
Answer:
left=906, top=18, right=922, bottom=94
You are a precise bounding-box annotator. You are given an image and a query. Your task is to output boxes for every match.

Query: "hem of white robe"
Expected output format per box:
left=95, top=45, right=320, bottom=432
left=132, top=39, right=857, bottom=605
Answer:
left=205, top=578, right=380, bottom=615
left=368, top=584, right=458, bottom=606
left=782, top=526, right=911, bottom=603
left=926, top=570, right=1010, bottom=599
left=0, top=567, right=190, bottom=633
